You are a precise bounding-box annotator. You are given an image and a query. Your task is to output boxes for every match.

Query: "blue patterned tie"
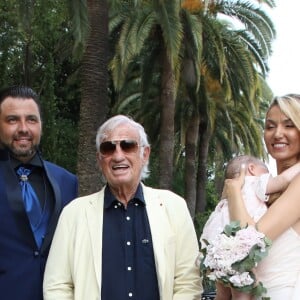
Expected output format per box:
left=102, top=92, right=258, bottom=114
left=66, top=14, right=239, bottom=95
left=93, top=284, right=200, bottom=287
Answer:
left=17, top=166, right=43, bottom=247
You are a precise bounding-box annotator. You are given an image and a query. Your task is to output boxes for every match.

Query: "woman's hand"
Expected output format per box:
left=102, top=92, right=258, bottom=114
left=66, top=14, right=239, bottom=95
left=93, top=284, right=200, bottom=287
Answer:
left=231, top=289, right=254, bottom=300
left=224, top=163, right=246, bottom=201
left=225, top=164, right=254, bottom=227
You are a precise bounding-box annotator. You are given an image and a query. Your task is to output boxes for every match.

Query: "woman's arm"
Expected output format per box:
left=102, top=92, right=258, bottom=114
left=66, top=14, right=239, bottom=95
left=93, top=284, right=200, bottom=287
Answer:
left=226, top=164, right=300, bottom=240
left=225, top=164, right=254, bottom=227
left=258, top=174, right=300, bottom=239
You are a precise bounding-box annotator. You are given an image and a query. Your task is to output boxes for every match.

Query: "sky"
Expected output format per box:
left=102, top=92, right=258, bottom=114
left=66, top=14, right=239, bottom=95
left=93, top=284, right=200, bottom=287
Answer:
left=265, top=0, right=300, bottom=95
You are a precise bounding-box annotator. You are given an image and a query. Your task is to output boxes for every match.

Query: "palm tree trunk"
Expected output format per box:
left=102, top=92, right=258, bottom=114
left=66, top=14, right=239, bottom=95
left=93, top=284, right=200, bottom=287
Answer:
left=214, top=145, right=225, bottom=199
left=196, top=123, right=210, bottom=213
left=77, top=0, right=109, bottom=195
left=158, top=46, right=176, bottom=189
left=185, top=112, right=200, bottom=218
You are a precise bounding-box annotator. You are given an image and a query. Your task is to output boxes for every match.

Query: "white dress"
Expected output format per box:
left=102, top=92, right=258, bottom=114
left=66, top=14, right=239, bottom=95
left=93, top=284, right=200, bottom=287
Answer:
left=200, top=174, right=270, bottom=247
left=256, top=227, right=300, bottom=299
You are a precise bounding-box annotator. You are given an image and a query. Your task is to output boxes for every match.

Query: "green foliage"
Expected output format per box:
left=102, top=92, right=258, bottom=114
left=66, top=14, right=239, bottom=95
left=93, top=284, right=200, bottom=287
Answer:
left=194, top=211, right=211, bottom=240
left=0, top=0, right=277, bottom=193
left=143, top=147, right=160, bottom=188
left=41, top=118, right=78, bottom=173
left=67, top=0, right=88, bottom=58
left=0, top=0, right=80, bottom=172
left=194, top=179, right=219, bottom=239
left=194, top=210, right=216, bottom=293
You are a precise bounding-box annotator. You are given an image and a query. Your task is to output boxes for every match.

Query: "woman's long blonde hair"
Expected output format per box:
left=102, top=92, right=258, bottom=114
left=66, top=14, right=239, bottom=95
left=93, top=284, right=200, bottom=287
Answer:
left=268, top=94, right=300, bottom=130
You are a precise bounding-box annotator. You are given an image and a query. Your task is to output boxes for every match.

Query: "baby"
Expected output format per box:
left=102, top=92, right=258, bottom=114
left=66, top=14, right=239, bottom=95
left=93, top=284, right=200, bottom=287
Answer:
left=200, top=155, right=300, bottom=300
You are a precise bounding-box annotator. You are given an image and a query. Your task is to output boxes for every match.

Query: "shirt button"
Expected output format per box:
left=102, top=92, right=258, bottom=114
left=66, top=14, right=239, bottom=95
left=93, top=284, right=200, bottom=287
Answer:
left=128, top=292, right=133, bottom=297
left=127, top=241, right=131, bottom=246
left=135, top=203, right=139, bottom=206
left=127, top=266, right=132, bottom=271
left=126, top=216, right=130, bottom=221
left=33, top=251, right=39, bottom=256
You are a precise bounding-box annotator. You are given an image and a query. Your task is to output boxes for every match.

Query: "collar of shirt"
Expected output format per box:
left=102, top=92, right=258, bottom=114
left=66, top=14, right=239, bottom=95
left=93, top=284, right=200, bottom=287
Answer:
left=10, top=152, right=43, bottom=170
left=104, top=183, right=145, bottom=209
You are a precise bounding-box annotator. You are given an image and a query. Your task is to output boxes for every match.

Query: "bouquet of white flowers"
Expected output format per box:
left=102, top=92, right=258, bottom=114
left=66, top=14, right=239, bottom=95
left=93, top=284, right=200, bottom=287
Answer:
left=200, top=221, right=272, bottom=298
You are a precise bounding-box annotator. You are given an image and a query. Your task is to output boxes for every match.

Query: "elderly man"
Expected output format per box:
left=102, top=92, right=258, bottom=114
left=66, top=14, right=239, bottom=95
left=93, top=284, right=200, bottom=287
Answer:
left=43, top=115, right=202, bottom=300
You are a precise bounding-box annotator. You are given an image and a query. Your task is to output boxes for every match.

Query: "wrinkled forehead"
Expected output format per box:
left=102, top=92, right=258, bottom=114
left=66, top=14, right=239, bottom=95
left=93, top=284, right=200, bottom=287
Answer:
left=102, top=124, right=139, bottom=141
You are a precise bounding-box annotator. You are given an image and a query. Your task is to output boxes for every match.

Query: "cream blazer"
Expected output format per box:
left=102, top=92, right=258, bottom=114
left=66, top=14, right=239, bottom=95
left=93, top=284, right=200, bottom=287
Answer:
left=43, top=184, right=202, bottom=300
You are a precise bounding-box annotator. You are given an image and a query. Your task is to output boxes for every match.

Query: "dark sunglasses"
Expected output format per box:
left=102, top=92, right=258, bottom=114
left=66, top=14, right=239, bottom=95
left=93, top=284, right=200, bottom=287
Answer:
left=99, top=139, right=139, bottom=156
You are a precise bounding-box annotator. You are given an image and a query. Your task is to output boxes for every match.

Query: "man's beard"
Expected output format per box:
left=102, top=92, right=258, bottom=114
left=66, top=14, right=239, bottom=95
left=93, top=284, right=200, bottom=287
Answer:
left=1, top=142, right=38, bottom=160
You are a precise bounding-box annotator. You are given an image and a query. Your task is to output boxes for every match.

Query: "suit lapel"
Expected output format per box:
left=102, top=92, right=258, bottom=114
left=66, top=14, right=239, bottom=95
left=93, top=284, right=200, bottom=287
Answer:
left=86, top=190, right=105, bottom=289
left=41, top=163, right=62, bottom=251
left=143, top=186, right=167, bottom=292
left=0, top=160, right=26, bottom=215
left=0, top=160, right=36, bottom=246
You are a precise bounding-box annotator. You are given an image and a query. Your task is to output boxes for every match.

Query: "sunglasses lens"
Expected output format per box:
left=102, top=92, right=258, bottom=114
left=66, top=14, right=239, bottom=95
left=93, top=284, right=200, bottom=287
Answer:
left=120, top=140, right=139, bottom=153
left=100, top=141, right=116, bottom=156
left=99, top=140, right=139, bottom=156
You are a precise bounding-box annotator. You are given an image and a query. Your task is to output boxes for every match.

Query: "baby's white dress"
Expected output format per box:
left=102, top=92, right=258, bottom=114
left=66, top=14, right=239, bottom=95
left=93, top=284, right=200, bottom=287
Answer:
left=200, top=174, right=270, bottom=247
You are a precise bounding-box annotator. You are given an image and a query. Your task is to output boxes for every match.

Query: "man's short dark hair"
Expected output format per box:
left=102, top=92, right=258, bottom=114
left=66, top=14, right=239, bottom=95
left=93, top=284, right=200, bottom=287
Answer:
left=0, top=85, right=41, bottom=114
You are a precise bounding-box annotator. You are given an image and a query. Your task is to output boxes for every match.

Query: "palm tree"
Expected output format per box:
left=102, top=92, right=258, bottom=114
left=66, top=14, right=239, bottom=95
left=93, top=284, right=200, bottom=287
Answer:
left=109, top=0, right=275, bottom=217
left=110, top=0, right=184, bottom=189
left=196, top=79, right=272, bottom=212
left=69, top=0, right=109, bottom=195
left=180, top=0, right=275, bottom=216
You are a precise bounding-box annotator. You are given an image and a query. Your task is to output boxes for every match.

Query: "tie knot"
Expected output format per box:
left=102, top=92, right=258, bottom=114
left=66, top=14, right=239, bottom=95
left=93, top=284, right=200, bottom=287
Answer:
left=16, top=166, right=32, bottom=181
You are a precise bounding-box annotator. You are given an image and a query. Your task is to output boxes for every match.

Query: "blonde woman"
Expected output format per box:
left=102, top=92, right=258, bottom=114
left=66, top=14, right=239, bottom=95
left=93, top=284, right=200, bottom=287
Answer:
left=226, top=94, right=300, bottom=299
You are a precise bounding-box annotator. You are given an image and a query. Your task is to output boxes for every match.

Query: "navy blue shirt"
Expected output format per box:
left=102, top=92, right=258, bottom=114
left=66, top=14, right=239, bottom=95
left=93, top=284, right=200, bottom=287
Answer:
left=101, top=184, right=160, bottom=300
